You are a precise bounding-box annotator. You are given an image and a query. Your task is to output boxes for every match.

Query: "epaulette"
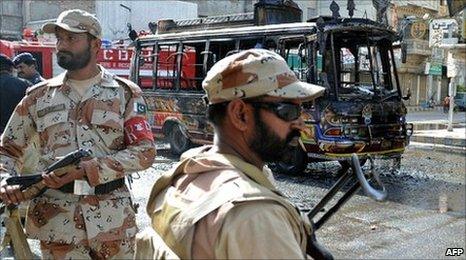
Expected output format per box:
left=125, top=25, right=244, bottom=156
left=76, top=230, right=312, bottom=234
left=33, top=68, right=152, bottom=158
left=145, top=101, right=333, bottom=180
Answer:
left=114, top=76, right=142, bottom=96
left=25, top=80, right=49, bottom=95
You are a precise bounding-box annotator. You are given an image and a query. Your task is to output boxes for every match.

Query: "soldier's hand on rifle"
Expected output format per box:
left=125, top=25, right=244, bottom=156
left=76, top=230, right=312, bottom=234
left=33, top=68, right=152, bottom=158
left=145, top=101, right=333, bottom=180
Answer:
left=0, top=179, right=26, bottom=205
left=42, top=164, right=86, bottom=189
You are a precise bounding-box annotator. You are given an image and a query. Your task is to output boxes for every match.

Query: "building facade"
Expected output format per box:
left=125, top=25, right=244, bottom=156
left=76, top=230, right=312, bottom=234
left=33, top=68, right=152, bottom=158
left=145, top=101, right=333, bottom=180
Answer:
left=0, top=1, right=24, bottom=40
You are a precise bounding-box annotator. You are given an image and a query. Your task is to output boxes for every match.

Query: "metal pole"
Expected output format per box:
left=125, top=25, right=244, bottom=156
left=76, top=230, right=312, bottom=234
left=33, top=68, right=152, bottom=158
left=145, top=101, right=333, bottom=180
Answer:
left=447, top=78, right=454, bottom=131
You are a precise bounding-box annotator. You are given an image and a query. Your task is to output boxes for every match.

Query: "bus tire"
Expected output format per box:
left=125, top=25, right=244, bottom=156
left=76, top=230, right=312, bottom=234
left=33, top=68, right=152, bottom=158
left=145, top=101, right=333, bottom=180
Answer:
left=169, top=123, right=192, bottom=155
left=274, top=147, right=308, bottom=175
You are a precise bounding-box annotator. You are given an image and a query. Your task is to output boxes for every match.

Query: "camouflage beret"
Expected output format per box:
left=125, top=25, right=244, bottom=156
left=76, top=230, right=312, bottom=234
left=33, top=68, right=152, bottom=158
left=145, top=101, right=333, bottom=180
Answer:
left=202, top=49, right=325, bottom=104
left=42, top=9, right=102, bottom=39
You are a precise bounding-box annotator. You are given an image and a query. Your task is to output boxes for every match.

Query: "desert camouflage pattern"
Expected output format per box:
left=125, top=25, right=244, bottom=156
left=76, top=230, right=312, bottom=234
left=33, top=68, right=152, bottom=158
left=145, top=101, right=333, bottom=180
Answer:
left=202, top=49, right=324, bottom=104
left=42, top=9, right=102, bottom=39
left=142, top=146, right=309, bottom=259
left=0, top=65, right=155, bottom=256
left=40, top=235, right=134, bottom=259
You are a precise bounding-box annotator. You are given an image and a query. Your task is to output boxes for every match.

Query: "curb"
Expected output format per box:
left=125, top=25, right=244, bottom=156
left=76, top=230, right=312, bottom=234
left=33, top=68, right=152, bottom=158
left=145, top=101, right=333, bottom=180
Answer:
left=408, top=141, right=466, bottom=154
left=412, top=123, right=466, bottom=131
left=410, top=135, right=466, bottom=147
left=407, top=106, right=443, bottom=113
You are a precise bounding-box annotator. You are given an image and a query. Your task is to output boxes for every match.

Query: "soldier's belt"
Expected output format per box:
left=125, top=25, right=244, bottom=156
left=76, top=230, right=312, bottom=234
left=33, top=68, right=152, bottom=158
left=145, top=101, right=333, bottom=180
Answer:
left=58, top=178, right=125, bottom=195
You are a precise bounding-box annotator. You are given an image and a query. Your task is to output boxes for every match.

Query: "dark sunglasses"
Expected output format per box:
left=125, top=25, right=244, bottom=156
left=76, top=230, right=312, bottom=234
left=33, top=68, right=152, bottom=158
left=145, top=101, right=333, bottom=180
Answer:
left=247, top=101, right=303, bottom=122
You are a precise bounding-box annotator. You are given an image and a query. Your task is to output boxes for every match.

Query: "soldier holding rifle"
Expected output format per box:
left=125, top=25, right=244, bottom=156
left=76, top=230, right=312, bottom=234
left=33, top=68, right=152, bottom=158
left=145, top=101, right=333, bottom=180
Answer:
left=0, top=9, right=155, bottom=259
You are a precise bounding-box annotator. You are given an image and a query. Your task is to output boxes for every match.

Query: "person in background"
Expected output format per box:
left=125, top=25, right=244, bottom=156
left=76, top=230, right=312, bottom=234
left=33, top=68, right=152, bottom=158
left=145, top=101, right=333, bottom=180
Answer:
left=138, top=49, right=329, bottom=259
left=13, top=52, right=45, bottom=85
left=443, top=95, right=450, bottom=113
left=0, top=9, right=156, bottom=259
left=0, top=54, right=31, bottom=134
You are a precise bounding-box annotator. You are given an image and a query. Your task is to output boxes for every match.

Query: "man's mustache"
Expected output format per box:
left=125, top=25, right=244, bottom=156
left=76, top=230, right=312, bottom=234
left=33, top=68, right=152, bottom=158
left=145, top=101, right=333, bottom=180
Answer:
left=57, top=51, right=73, bottom=58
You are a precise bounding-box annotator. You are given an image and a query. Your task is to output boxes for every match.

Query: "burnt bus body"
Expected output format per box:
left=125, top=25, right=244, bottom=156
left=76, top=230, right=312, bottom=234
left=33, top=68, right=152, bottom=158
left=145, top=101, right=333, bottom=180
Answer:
left=283, top=18, right=413, bottom=174
left=130, top=9, right=412, bottom=174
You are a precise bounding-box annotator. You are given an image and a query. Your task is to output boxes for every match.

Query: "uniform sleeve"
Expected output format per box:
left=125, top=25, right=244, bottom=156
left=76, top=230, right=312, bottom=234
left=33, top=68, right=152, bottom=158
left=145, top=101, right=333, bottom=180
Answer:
left=80, top=93, right=156, bottom=186
left=0, top=95, right=39, bottom=176
left=215, top=201, right=306, bottom=259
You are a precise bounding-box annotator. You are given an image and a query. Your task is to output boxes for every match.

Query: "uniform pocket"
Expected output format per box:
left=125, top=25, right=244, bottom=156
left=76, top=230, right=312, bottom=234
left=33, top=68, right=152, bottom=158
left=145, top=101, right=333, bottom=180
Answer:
left=36, top=110, right=69, bottom=132
left=91, top=109, right=124, bottom=149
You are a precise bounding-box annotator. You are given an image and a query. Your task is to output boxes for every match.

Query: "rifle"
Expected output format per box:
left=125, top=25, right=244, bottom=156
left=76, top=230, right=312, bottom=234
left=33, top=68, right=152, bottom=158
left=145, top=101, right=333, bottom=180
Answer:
left=305, top=153, right=387, bottom=260
left=0, top=149, right=91, bottom=259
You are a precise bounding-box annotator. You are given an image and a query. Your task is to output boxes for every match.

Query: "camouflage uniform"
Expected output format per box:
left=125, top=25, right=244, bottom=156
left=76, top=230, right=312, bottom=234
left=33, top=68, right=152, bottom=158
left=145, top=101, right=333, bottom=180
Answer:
left=0, top=65, right=156, bottom=258
left=139, top=146, right=310, bottom=259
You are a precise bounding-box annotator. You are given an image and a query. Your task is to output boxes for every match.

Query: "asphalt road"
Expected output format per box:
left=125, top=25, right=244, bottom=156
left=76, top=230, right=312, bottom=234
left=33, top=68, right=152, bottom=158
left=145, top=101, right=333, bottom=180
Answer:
left=1, top=142, right=465, bottom=259
left=136, top=143, right=465, bottom=259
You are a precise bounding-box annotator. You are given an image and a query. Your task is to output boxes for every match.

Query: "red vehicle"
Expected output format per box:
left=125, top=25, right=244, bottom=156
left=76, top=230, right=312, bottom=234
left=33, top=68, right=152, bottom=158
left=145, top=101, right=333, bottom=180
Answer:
left=1, top=39, right=56, bottom=78
left=0, top=39, right=192, bottom=83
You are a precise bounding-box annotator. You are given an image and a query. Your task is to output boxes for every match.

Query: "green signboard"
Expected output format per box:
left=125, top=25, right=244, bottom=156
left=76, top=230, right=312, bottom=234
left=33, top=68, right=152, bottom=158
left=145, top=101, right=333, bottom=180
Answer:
left=429, top=63, right=442, bottom=75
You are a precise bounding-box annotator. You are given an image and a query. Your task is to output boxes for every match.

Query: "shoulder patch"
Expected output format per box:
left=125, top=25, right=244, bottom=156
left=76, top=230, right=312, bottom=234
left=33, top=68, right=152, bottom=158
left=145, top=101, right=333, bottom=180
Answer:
left=114, top=76, right=142, bottom=96
left=26, top=80, right=49, bottom=95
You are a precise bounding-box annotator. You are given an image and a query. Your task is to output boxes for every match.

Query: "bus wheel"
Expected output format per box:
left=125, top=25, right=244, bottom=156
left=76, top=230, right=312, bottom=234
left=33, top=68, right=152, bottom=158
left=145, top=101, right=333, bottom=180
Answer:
left=274, top=147, right=308, bottom=175
left=169, top=124, right=192, bottom=155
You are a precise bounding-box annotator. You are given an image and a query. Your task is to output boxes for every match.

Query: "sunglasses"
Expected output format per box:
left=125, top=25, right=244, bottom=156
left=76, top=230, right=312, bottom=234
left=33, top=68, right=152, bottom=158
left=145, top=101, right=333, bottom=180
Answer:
left=247, top=101, right=303, bottom=122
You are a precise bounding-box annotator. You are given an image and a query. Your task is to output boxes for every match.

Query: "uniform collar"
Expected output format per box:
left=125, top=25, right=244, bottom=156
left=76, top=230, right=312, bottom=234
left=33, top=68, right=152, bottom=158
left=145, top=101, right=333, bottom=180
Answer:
left=182, top=146, right=279, bottom=192
left=47, top=65, right=120, bottom=88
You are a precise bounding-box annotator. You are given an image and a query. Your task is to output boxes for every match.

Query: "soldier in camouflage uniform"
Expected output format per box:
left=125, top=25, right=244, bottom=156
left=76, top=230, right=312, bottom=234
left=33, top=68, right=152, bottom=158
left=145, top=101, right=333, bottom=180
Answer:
left=136, top=49, right=326, bottom=259
left=0, top=9, right=156, bottom=259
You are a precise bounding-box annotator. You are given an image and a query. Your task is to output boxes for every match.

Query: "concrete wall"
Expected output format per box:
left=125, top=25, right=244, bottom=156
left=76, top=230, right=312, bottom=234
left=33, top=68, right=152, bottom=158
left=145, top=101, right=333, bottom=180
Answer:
left=395, top=0, right=439, bottom=11
left=0, top=1, right=23, bottom=40
left=24, top=0, right=95, bottom=23
left=182, top=0, right=316, bottom=22
left=294, top=0, right=318, bottom=20
left=96, top=1, right=197, bottom=41
left=182, top=0, right=254, bottom=17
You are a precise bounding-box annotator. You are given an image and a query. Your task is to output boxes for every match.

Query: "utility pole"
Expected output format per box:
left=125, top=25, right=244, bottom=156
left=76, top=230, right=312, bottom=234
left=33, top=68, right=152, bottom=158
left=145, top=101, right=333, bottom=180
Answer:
left=446, top=51, right=457, bottom=132
left=447, top=78, right=454, bottom=131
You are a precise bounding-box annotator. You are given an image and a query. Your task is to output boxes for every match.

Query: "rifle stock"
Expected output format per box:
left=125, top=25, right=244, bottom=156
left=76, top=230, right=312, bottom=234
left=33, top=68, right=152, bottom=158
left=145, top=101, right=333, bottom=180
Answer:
left=1, top=207, right=33, bottom=259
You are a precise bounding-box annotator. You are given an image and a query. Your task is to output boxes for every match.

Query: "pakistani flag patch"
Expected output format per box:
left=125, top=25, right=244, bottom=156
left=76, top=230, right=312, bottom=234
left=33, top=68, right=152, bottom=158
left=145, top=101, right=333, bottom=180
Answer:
left=134, top=102, right=147, bottom=114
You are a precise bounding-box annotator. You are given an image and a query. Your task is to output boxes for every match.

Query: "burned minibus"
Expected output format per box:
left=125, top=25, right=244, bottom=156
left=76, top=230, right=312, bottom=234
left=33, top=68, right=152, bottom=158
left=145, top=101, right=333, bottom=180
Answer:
left=129, top=5, right=412, bottom=175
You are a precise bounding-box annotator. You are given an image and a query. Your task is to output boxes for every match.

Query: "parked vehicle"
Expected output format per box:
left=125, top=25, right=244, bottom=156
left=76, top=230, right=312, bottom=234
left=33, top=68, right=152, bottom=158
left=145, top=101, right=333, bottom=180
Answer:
left=454, top=92, right=466, bottom=111
left=0, top=39, right=145, bottom=80
left=129, top=2, right=413, bottom=175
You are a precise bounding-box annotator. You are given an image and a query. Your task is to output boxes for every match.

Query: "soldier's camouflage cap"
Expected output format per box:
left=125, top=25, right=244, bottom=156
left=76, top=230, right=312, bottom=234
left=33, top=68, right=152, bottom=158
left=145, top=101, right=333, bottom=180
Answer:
left=202, top=49, right=325, bottom=104
left=42, top=9, right=102, bottom=39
